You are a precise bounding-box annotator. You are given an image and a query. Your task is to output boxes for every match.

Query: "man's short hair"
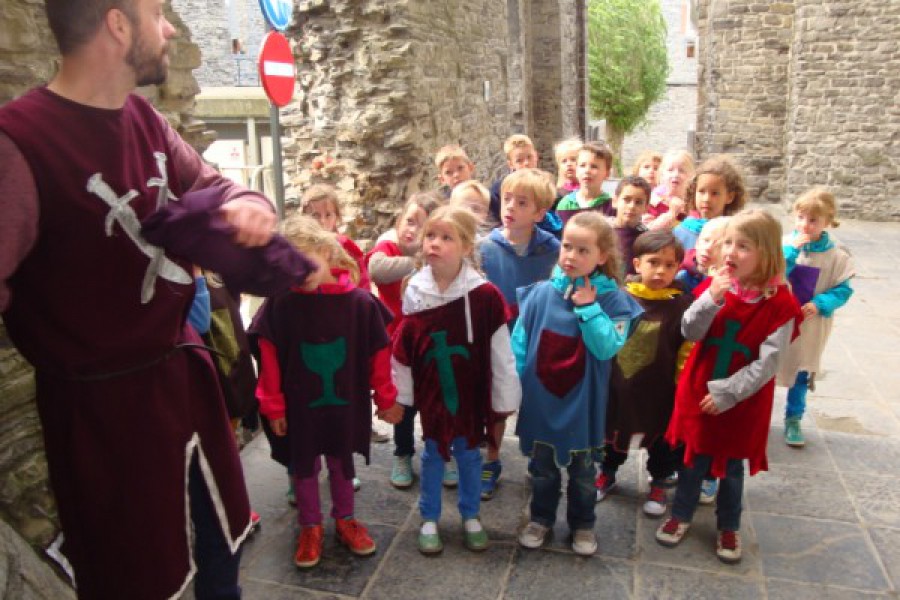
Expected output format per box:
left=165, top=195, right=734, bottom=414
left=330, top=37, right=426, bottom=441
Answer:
left=45, top=0, right=138, bottom=55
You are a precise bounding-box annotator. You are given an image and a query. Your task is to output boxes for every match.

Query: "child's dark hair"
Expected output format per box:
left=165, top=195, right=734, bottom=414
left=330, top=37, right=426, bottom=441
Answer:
left=685, top=154, right=747, bottom=216
left=579, top=141, right=614, bottom=172
left=615, top=176, right=652, bottom=201
left=632, top=230, right=685, bottom=264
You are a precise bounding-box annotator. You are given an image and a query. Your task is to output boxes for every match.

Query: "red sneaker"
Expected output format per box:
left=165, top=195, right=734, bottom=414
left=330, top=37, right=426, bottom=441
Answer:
left=249, top=510, right=261, bottom=535
left=335, top=518, right=376, bottom=556
left=294, top=524, right=324, bottom=568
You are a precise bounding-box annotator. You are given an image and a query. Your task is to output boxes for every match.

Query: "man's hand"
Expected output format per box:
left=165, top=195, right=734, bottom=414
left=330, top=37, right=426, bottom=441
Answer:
left=377, top=403, right=404, bottom=425
left=220, top=198, right=277, bottom=247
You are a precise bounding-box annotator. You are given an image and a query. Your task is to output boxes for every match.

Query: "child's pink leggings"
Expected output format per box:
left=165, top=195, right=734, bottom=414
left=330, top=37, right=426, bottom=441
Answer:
left=293, top=455, right=354, bottom=526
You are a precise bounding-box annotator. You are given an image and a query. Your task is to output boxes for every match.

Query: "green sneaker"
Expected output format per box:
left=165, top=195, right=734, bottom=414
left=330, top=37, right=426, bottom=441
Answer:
left=785, top=417, right=805, bottom=447
left=418, top=521, right=443, bottom=555
left=391, top=455, right=414, bottom=489
left=442, top=458, right=459, bottom=488
left=462, top=517, right=488, bottom=552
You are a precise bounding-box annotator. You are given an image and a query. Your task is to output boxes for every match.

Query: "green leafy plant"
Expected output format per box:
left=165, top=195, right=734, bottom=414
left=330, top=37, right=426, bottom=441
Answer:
left=588, top=0, right=669, bottom=175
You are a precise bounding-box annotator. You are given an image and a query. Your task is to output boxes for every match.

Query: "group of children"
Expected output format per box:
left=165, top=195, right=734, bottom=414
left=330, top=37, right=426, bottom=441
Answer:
left=247, top=133, right=855, bottom=569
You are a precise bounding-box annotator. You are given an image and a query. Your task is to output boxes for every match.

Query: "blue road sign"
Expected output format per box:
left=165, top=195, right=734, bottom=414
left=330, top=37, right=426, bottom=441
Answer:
left=258, top=0, right=292, bottom=31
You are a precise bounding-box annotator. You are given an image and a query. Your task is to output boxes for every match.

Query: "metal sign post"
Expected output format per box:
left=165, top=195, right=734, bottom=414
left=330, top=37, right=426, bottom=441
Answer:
left=257, top=30, right=295, bottom=220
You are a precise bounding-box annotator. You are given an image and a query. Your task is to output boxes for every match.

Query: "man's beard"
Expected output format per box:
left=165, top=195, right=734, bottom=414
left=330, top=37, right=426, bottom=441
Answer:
left=126, top=32, right=169, bottom=87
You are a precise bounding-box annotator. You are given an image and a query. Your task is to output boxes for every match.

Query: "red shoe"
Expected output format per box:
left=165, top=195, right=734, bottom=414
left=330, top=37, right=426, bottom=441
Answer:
left=294, top=524, right=324, bottom=568
left=335, top=518, right=376, bottom=556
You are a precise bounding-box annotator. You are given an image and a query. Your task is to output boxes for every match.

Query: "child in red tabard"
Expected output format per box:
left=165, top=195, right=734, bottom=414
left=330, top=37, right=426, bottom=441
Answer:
left=253, top=215, right=403, bottom=569
left=656, top=209, right=802, bottom=565
left=365, top=192, right=445, bottom=488
left=302, top=183, right=371, bottom=291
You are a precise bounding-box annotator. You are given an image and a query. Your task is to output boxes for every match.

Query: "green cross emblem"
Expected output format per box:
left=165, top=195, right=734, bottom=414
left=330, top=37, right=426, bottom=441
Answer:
left=706, top=319, right=751, bottom=379
left=424, top=331, right=470, bottom=416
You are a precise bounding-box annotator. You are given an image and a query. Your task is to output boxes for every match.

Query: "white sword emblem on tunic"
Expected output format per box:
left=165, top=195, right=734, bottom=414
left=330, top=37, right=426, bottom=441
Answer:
left=86, top=169, right=191, bottom=304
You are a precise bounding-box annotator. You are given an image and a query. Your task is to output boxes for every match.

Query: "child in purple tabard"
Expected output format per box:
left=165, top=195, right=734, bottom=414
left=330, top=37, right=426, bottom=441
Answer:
left=609, top=175, right=651, bottom=277
left=253, top=215, right=403, bottom=569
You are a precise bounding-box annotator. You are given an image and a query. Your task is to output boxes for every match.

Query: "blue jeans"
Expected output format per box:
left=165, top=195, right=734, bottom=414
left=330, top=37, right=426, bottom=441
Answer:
left=786, top=371, right=810, bottom=419
left=419, top=437, right=482, bottom=521
left=672, top=454, right=744, bottom=531
left=529, top=444, right=596, bottom=531
left=189, top=454, right=242, bottom=600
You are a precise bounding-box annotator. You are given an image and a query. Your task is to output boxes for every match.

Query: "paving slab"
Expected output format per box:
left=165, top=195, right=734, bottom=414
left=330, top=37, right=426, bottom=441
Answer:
left=765, top=579, right=893, bottom=600
left=823, top=431, right=900, bottom=476
left=505, top=550, right=633, bottom=599
left=868, top=527, right=900, bottom=590
left=744, top=463, right=857, bottom=522
left=753, top=514, right=890, bottom=592
left=840, top=472, right=900, bottom=529
left=636, top=563, right=763, bottom=600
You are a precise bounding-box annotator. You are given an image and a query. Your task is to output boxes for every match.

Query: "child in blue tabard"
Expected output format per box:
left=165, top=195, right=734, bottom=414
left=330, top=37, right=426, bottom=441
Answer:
left=513, top=211, right=642, bottom=556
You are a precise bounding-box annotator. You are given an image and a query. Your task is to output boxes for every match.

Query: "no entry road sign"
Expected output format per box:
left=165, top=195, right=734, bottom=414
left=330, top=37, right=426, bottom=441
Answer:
left=258, top=0, right=292, bottom=31
left=258, top=32, right=296, bottom=107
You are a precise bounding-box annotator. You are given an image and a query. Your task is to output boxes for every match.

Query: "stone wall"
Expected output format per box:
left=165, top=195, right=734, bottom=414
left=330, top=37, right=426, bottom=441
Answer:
left=783, top=1, right=900, bottom=218
left=170, top=0, right=266, bottom=88
left=280, top=0, right=584, bottom=241
left=0, top=0, right=205, bottom=568
left=696, top=0, right=792, bottom=204
left=697, top=0, right=899, bottom=216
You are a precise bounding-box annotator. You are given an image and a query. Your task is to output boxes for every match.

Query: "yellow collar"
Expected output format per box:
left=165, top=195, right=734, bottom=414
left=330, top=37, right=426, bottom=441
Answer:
left=626, top=282, right=683, bottom=300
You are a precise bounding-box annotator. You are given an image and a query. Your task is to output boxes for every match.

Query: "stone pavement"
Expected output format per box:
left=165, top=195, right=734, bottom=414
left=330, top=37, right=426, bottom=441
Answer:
left=233, top=215, right=900, bottom=599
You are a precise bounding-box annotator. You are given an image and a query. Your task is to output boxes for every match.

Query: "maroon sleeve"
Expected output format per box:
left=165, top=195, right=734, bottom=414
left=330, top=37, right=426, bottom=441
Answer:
left=0, top=133, right=39, bottom=312
left=157, top=111, right=273, bottom=211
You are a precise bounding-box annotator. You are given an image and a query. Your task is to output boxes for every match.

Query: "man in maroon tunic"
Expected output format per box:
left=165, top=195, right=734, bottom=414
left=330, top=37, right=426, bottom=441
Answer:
left=0, top=1, right=278, bottom=598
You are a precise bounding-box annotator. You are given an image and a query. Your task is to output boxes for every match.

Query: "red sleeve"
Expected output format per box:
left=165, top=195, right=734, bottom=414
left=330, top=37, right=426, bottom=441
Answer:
left=369, top=346, right=397, bottom=410
left=255, top=337, right=286, bottom=420
left=339, top=234, right=371, bottom=291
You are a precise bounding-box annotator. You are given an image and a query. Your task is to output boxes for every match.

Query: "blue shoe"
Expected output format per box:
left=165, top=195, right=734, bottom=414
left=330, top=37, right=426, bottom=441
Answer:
left=700, top=478, right=718, bottom=505
left=480, top=460, right=502, bottom=500
left=442, top=458, right=459, bottom=488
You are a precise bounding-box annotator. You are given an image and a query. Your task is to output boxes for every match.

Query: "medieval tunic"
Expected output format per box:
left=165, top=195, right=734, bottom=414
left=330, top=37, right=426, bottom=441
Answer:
left=607, top=284, right=694, bottom=452
left=666, top=281, right=802, bottom=478
left=392, top=263, right=520, bottom=460
left=776, top=231, right=855, bottom=385
left=0, top=88, right=257, bottom=599
left=513, top=269, right=643, bottom=467
left=252, top=272, right=395, bottom=479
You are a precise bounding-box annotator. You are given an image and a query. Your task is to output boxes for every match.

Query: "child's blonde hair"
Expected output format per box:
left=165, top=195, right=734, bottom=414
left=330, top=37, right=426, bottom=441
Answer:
left=450, top=180, right=490, bottom=210
left=660, top=149, right=695, bottom=180
left=725, top=209, right=785, bottom=290
left=554, top=138, right=583, bottom=164
left=500, top=168, right=557, bottom=212
left=630, top=150, right=662, bottom=176
left=424, top=205, right=479, bottom=256
left=503, top=134, right=536, bottom=158
left=301, top=183, right=342, bottom=223
left=434, top=144, right=473, bottom=170
left=686, top=154, right=746, bottom=216
left=566, top=211, right=623, bottom=284
left=699, top=216, right=731, bottom=245
left=395, top=191, right=445, bottom=231
left=793, top=186, right=840, bottom=227
left=281, top=214, right=360, bottom=283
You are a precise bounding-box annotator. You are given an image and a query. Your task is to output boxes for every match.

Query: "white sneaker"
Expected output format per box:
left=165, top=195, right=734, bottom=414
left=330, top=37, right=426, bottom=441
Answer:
left=518, top=521, right=550, bottom=549
left=572, top=529, right=597, bottom=556
left=642, top=485, right=667, bottom=517
left=699, top=478, right=718, bottom=505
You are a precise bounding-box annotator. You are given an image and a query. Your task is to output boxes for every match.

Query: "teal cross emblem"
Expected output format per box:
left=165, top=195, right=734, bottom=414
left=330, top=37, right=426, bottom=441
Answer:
left=706, top=319, right=751, bottom=379
left=423, top=331, right=470, bottom=416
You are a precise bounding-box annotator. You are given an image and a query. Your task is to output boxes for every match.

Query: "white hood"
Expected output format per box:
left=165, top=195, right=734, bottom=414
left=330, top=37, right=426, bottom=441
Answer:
left=402, top=260, right=486, bottom=344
